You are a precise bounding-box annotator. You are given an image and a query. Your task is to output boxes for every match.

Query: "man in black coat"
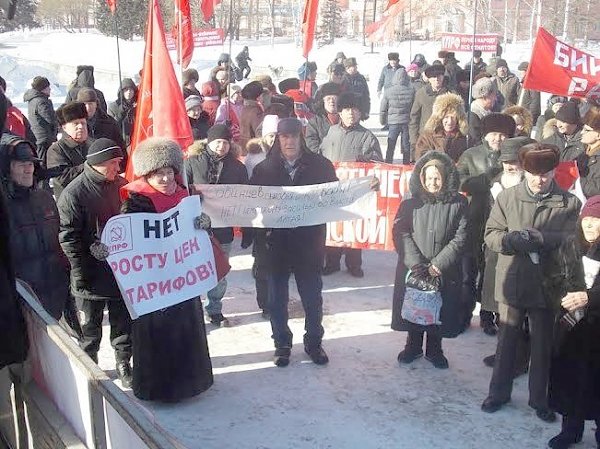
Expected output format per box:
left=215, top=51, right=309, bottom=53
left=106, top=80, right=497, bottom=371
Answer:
left=23, top=76, right=58, bottom=165
left=46, top=102, right=91, bottom=199
left=541, top=101, right=585, bottom=161
left=342, top=57, right=370, bottom=120
left=108, top=78, right=137, bottom=149
left=0, top=91, right=28, bottom=370
left=250, top=118, right=338, bottom=367
left=57, top=138, right=132, bottom=387
left=65, top=65, right=107, bottom=112
left=186, top=124, right=251, bottom=326
left=77, top=88, right=126, bottom=155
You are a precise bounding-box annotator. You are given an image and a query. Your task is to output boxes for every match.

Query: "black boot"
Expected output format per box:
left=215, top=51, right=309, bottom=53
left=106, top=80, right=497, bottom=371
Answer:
left=548, top=415, right=583, bottom=448
left=304, top=345, right=329, bottom=365
left=397, top=331, right=423, bottom=364
left=116, top=361, right=132, bottom=388
left=273, top=347, right=291, bottom=367
left=425, top=331, right=448, bottom=369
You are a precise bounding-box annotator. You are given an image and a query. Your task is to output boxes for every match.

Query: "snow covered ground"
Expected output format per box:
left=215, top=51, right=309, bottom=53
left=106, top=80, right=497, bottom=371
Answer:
left=2, top=28, right=599, bottom=449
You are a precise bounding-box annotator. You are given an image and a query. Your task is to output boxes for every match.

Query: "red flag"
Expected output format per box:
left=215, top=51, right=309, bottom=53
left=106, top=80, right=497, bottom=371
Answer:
left=366, top=1, right=404, bottom=43
left=384, top=0, right=400, bottom=11
left=301, top=0, right=319, bottom=58
left=200, top=0, right=221, bottom=22
left=106, top=0, right=117, bottom=13
left=126, top=0, right=193, bottom=181
left=173, top=0, right=194, bottom=68
left=524, top=27, right=600, bottom=102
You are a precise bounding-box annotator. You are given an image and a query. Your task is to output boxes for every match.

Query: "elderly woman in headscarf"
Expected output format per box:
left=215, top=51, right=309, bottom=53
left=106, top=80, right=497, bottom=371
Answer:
left=121, top=137, right=214, bottom=402
left=415, top=93, right=469, bottom=163
left=391, top=151, right=468, bottom=369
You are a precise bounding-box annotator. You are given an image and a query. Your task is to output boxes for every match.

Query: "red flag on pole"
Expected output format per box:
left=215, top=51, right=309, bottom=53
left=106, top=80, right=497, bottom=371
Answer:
left=366, top=1, right=404, bottom=43
left=174, top=0, right=194, bottom=69
left=200, top=0, right=222, bottom=22
left=106, top=0, right=117, bottom=13
left=384, top=0, right=400, bottom=11
left=301, top=0, right=319, bottom=58
left=126, top=0, right=193, bottom=181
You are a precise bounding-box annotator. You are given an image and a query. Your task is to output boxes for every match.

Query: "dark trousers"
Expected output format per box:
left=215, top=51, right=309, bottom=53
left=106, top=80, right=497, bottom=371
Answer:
left=558, top=415, right=600, bottom=443
left=462, top=254, right=497, bottom=325
left=325, top=247, right=362, bottom=270
left=252, top=259, right=269, bottom=312
left=267, top=270, right=324, bottom=349
left=386, top=123, right=410, bottom=164
left=488, top=303, right=554, bottom=409
left=241, top=65, right=251, bottom=79
left=407, top=326, right=443, bottom=356
left=76, top=298, right=132, bottom=364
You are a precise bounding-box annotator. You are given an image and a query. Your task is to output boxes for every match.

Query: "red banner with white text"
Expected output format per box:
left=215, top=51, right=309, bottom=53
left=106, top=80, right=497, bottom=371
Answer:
left=524, top=27, right=600, bottom=101
left=326, top=162, right=413, bottom=251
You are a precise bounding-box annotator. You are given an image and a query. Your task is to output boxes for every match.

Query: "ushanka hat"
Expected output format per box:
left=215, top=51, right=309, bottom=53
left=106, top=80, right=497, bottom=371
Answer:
left=498, top=136, right=536, bottom=163
left=207, top=124, right=231, bottom=143
left=519, top=142, right=560, bottom=175
left=343, top=57, right=357, bottom=68
left=424, top=64, right=445, bottom=78
left=472, top=77, right=496, bottom=99
left=56, top=102, right=87, bottom=126
left=388, top=52, right=399, bottom=61
left=481, top=113, right=516, bottom=138
left=132, top=137, right=184, bottom=177
left=278, top=78, right=300, bottom=94
left=583, top=106, right=600, bottom=132
left=86, top=138, right=123, bottom=166
left=317, top=82, right=340, bottom=98
left=241, top=81, right=264, bottom=100
left=337, top=92, right=361, bottom=111
left=31, top=76, right=50, bottom=92
left=76, top=87, right=98, bottom=103
left=555, top=101, right=581, bottom=125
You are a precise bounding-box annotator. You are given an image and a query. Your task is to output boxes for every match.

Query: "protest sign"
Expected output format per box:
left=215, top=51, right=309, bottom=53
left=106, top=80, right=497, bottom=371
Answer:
left=440, top=33, right=499, bottom=52
left=166, top=28, right=225, bottom=50
left=524, top=27, right=600, bottom=101
left=326, top=163, right=413, bottom=251
left=195, top=177, right=376, bottom=228
left=100, top=196, right=217, bottom=320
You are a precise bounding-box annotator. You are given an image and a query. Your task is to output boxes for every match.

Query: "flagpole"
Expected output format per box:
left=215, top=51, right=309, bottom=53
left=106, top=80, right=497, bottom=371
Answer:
left=466, top=0, right=477, bottom=147
left=177, top=3, right=183, bottom=80
left=114, top=3, right=124, bottom=138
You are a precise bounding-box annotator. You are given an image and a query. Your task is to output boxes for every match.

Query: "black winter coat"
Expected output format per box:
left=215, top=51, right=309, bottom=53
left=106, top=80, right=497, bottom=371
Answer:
left=542, top=129, right=585, bottom=161
left=65, top=69, right=107, bottom=112
left=5, top=181, right=69, bottom=320
left=250, top=146, right=338, bottom=273
left=343, top=72, right=370, bottom=118
left=189, top=113, right=211, bottom=141
left=108, top=80, right=137, bottom=149
left=87, top=110, right=126, bottom=151
left=121, top=191, right=213, bottom=402
left=23, top=89, right=58, bottom=147
left=577, top=149, right=600, bottom=198
left=0, top=176, right=28, bottom=369
left=185, top=150, right=249, bottom=244
left=58, top=163, right=126, bottom=301
left=391, top=152, right=468, bottom=337
left=380, top=70, right=415, bottom=126
left=46, top=136, right=91, bottom=199
left=549, top=241, right=600, bottom=418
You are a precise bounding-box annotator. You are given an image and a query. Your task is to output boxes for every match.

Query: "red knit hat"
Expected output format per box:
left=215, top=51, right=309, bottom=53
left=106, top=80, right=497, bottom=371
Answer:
left=581, top=195, right=600, bottom=219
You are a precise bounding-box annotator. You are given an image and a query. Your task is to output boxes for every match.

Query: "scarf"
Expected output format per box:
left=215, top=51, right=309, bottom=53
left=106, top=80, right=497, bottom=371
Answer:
left=326, top=113, right=340, bottom=125
left=123, top=179, right=188, bottom=213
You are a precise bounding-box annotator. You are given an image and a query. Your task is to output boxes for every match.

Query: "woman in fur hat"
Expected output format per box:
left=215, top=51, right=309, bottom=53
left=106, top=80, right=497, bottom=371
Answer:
left=121, top=137, right=214, bottom=402
left=576, top=106, right=600, bottom=198
left=415, top=92, right=468, bottom=163
left=391, top=151, right=468, bottom=368
left=503, top=105, right=534, bottom=137
left=547, top=195, right=600, bottom=449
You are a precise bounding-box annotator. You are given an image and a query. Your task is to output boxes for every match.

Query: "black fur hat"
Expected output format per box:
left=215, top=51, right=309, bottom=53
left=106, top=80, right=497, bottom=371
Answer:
left=241, top=81, right=264, bottom=100
left=278, top=78, right=300, bottom=94
left=317, top=82, right=340, bottom=98
left=76, top=65, right=94, bottom=76
left=424, top=64, right=445, bottom=78
left=56, top=102, right=87, bottom=126
left=337, top=92, right=361, bottom=111
left=481, top=113, right=516, bottom=137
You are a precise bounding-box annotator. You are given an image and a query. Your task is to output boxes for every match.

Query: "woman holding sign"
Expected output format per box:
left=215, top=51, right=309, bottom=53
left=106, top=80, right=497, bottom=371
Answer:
left=391, top=151, right=468, bottom=369
left=121, top=137, right=213, bottom=402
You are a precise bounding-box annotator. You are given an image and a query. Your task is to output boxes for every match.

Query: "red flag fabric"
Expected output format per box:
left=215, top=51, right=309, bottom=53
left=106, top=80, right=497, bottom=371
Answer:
left=384, top=0, right=400, bottom=11
left=106, top=0, right=117, bottom=13
left=301, top=0, right=319, bottom=59
left=366, top=1, right=404, bottom=43
left=524, top=27, right=600, bottom=102
left=126, top=0, right=193, bottom=181
left=200, top=0, right=221, bottom=22
left=174, top=0, right=194, bottom=68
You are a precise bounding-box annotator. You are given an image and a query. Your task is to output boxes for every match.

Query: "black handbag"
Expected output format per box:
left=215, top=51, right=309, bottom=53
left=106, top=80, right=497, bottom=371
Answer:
left=405, top=271, right=441, bottom=292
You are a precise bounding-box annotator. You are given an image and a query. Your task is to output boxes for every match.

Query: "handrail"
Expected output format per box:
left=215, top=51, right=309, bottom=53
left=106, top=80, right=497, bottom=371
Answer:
left=15, top=280, right=181, bottom=449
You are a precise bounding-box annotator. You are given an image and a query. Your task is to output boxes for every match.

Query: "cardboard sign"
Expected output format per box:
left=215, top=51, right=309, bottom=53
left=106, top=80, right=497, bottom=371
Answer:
left=101, top=196, right=217, bottom=319
left=196, top=177, right=377, bottom=228
left=440, top=33, right=500, bottom=52
left=166, top=27, right=225, bottom=50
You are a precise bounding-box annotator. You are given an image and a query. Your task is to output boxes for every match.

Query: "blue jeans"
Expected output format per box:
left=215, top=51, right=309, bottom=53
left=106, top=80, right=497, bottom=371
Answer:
left=386, top=123, right=410, bottom=164
left=267, top=270, right=324, bottom=349
left=205, top=242, right=232, bottom=316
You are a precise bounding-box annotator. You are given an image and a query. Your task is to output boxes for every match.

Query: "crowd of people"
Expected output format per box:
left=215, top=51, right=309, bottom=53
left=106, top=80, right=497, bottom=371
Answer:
left=1, top=45, right=600, bottom=449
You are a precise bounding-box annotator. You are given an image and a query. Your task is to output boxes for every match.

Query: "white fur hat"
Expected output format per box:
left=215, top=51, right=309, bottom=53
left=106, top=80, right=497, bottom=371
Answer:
left=132, top=137, right=184, bottom=177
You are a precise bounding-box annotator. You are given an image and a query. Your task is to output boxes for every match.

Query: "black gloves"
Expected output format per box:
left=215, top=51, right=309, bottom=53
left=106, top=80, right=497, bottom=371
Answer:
left=502, top=229, right=544, bottom=254
left=410, top=263, right=430, bottom=278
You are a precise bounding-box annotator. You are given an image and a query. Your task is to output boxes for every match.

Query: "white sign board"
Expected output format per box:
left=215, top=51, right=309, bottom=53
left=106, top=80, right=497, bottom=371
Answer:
left=101, top=196, right=217, bottom=319
left=195, top=177, right=376, bottom=228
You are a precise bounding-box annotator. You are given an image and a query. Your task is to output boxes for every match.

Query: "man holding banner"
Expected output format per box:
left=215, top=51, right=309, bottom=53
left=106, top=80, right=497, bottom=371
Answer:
left=250, top=118, right=338, bottom=367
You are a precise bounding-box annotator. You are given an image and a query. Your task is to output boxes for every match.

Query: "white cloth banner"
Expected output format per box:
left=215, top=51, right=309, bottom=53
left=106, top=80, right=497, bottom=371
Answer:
left=100, top=196, right=217, bottom=320
left=195, top=177, right=376, bottom=228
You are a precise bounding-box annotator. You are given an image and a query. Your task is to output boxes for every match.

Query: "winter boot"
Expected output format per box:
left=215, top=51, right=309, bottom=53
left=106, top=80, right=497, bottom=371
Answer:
left=304, top=345, right=329, bottom=365
left=397, top=331, right=424, bottom=364
left=209, top=313, right=230, bottom=327
left=425, top=331, right=448, bottom=369
left=116, top=361, right=132, bottom=388
left=273, top=347, right=291, bottom=367
left=547, top=415, right=583, bottom=448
